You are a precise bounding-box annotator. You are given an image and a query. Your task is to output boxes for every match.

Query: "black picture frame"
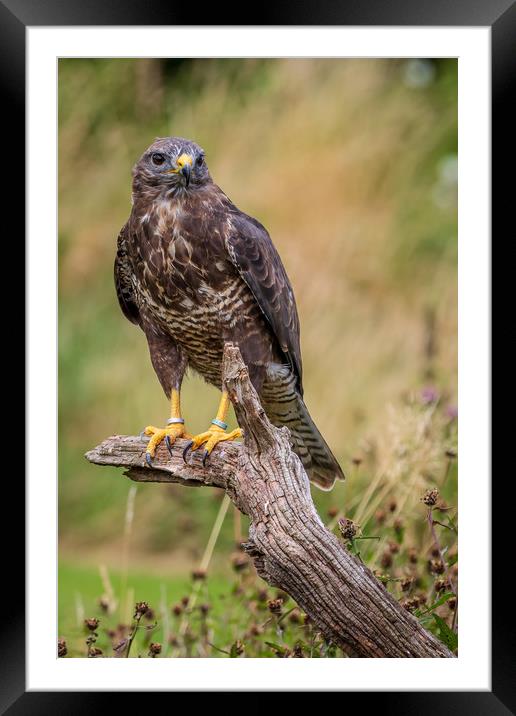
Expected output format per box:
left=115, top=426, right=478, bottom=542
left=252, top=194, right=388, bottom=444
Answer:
left=8, top=0, right=507, bottom=710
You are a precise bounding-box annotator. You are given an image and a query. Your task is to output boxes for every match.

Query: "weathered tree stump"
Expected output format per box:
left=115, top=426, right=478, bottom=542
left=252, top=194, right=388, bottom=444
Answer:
left=86, top=344, right=454, bottom=658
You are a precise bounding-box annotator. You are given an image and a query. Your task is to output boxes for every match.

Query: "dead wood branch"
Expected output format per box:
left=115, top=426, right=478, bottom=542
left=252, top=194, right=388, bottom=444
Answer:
left=85, top=344, right=454, bottom=658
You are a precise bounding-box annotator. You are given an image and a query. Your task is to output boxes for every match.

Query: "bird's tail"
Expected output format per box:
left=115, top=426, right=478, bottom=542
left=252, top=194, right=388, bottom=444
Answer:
left=261, top=365, right=345, bottom=490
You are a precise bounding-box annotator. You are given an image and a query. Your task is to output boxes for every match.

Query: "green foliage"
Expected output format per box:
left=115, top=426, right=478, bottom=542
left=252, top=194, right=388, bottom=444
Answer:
left=433, top=614, right=458, bottom=652
left=414, top=592, right=455, bottom=618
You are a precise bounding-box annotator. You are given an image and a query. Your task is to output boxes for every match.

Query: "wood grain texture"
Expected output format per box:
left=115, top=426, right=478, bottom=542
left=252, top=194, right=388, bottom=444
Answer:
left=85, top=344, right=454, bottom=658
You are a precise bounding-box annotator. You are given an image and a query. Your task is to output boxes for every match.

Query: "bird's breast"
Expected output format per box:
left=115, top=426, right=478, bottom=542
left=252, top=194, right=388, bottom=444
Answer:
left=133, top=231, right=247, bottom=350
left=129, top=206, right=267, bottom=384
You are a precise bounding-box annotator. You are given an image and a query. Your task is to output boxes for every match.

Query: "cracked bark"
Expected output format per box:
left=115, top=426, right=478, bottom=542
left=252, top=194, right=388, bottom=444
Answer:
left=85, top=344, right=454, bottom=658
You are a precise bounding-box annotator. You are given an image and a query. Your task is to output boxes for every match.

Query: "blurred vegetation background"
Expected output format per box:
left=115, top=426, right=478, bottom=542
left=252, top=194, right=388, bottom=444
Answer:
left=58, top=58, right=457, bottom=655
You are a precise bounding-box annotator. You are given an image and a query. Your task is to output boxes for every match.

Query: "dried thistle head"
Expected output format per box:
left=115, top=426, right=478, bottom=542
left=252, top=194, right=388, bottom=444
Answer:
left=422, top=488, right=439, bottom=506
left=400, top=576, right=413, bottom=592
left=58, top=638, right=67, bottom=657
left=134, top=601, right=150, bottom=619
left=84, top=617, right=99, bottom=632
left=434, top=578, right=450, bottom=593
left=338, top=517, right=358, bottom=540
left=428, top=558, right=445, bottom=575
left=267, top=598, right=283, bottom=615
left=149, top=642, right=162, bottom=657
left=401, top=595, right=425, bottom=612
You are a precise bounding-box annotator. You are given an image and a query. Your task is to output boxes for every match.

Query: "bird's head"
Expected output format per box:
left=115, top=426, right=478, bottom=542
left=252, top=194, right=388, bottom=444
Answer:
left=132, top=137, right=211, bottom=196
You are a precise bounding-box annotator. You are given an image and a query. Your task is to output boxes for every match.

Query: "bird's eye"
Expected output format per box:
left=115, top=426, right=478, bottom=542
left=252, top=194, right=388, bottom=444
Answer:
left=196, top=155, right=205, bottom=167
left=151, top=153, right=166, bottom=166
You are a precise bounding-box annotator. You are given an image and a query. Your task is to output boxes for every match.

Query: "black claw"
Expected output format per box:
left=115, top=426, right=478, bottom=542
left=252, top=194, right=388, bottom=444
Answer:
left=165, top=435, right=174, bottom=457
left=140, top=431, right=150, bottom=442
left=202, top=450, right=210, bottom=467
left=182, top=440, right=194, bottom=464
left=145, top=452, right=153, bottom=467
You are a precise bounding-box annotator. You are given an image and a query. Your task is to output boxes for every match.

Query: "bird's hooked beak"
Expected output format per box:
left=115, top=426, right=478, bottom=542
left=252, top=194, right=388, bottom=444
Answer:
left=166, top=153, right=193, bottom=187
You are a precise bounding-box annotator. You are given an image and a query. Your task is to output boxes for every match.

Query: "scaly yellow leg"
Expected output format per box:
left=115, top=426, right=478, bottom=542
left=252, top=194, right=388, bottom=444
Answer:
left=183, top=392, right=243, bottom=467
left=144, top=389, right=191, bottom=466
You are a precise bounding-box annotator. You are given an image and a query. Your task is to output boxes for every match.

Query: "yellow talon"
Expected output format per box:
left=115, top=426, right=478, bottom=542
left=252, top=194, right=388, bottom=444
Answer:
left=144, top=422, right=190, bottom=458
left=183, top=391, right=242, bottom=465
left=189, top=426, right=243, bottom=454
left=143, top=389, right=189, bottom=464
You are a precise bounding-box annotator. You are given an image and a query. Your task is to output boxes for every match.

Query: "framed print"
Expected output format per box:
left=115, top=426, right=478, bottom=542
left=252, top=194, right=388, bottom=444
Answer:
left=7, top=0, right=508, bottom=708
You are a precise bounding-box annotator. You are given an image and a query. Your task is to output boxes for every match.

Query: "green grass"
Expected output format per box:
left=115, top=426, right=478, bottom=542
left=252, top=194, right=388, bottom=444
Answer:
left=59, top=560, right=349, bottom=658
left=59, top=561, right=238, bottom=658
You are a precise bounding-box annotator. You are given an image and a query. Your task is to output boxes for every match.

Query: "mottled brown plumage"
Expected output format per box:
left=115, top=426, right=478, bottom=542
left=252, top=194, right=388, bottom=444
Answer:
left=115, top=136, right=344, bottom=488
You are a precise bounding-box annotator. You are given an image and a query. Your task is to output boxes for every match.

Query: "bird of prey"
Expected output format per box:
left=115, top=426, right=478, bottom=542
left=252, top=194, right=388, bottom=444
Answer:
left=114, top=137, right=344, bottom=489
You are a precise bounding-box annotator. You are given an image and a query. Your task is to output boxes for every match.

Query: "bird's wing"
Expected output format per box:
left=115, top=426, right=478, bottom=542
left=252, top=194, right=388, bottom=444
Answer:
left=225, top=210, right=303, bottom=394
left=114, top=223, right=141, bottom=326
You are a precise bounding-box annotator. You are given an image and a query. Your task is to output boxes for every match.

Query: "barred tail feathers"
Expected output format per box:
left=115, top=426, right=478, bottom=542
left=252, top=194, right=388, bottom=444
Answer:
left=260, top=365, right=345, bottom=490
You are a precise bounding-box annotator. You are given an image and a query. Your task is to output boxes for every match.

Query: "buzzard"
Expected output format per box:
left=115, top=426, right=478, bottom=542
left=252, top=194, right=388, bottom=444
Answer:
left=115, top=137, right=344, bottom=489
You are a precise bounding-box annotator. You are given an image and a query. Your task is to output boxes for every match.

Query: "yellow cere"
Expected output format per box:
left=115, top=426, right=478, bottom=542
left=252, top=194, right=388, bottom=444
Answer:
left=176, top=153, right=193, bottom=168
left=166, top=153, right=194, bottom=174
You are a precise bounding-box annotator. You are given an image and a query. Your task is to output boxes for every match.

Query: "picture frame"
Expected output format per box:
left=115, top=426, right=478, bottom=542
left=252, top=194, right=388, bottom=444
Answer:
left=8, top=0, right=506, bottom=706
